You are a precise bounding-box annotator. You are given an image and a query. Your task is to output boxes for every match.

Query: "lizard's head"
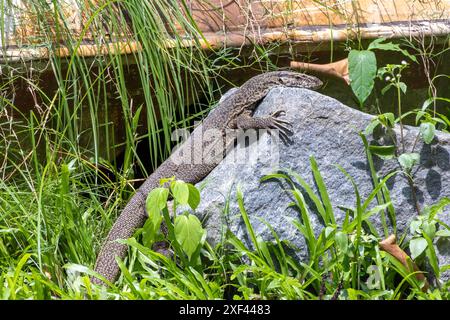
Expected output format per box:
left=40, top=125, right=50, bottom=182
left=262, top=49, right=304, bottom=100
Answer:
left=270, top=71, right=323, bottom=90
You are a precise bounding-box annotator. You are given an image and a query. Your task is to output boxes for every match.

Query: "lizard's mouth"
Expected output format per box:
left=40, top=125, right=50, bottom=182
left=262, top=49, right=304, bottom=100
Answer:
left=308, top=76, right=323, bottom=90
left=312, top=79, right=324, bottom=90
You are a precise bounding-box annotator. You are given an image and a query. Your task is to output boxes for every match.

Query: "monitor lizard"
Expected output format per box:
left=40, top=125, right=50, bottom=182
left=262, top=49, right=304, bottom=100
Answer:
left=92, top=71, right=323, bottom=285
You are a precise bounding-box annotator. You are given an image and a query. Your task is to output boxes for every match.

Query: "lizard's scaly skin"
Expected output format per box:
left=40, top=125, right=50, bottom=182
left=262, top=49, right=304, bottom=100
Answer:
left=93, top=71, right=322, bottom=285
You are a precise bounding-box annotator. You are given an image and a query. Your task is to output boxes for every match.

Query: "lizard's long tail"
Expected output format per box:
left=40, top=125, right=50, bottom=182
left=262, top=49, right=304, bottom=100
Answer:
left=92, top=191, right=147, bottom=285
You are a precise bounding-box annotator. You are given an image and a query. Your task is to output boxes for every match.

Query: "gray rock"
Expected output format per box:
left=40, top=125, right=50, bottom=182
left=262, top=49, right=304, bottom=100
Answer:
left=192, top=87, right=450, bottom=280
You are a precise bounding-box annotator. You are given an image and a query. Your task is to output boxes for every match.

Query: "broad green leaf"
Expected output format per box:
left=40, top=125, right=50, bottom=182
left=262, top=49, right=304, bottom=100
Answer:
left=398, top=153, right=420, bottom=172
left=383, top=113, right=395, bottom=127
left=187, top=184, right=201, bottom=210
left=335, top=231, right=348, bottom=254
left=174, top=213, right=205, bottom=260
left=381, top=83, right=394, bottom=95
left=409, top=237, right=428, bottom=260
left=367, top=38, right=417, bottom=62
left=172, top=180, right=189, bottom=205
left=145, top=188, right=168, bottom=242
left=366, top=113, right=396, bottom=135
left=142, top=218, right=161, bottom=248
left=420, top=122, right=436, bottom=144
left=365, top=119, right=380, bottom=135
left=422, top=221, right=436, bottom=239
left=349, top=50, right=377, bottom=105
left=146, top=188, right=169, bottom=215
left=436, top=229, right=450, bottom=237
left=368, top=145, right=396, bottom=159
left=399, top=82, right=407, bottom=94
left=409, top=219, right=422, bottom=235
left=159, top=176, right=175, bottom=186
left=368, top=38, right=399, bottom=51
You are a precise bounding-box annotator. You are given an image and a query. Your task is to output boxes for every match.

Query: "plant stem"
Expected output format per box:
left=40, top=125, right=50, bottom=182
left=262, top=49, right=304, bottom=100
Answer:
left=406, top=174, right=421, bottom=215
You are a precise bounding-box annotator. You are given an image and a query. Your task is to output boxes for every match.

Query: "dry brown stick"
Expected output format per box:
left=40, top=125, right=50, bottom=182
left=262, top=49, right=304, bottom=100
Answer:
left=290, top=58, right=350, bottom=84
left=379, top=234, right=429, bottom=292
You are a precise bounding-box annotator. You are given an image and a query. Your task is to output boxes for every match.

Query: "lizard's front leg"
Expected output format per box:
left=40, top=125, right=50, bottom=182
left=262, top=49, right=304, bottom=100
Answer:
left=233, top=110, right=293, bottom=142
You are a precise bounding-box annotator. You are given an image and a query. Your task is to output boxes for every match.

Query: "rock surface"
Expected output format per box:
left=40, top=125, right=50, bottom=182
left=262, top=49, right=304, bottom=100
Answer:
left=192, top=88, right=450, bottom=279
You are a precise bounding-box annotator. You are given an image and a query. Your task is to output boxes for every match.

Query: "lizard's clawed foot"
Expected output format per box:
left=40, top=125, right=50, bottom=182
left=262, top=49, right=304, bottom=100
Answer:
left=267, top=109, right=293, bottom=143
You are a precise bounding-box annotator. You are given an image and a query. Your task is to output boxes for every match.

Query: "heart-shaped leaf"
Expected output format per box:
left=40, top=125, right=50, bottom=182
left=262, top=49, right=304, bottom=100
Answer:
left=187, top=184, right=201, bottom=210
left=422, top=221, right=436, bottom=239
left=145, top=188, right=169, bottom=240
left=172, top=180, right=189, bottom=205
left=420, top=122, right=436, bottom=144
left=398, top=153, right=420, bottom=172
left=174, top=213, right=205, bottom=260
left=146, top=187, right=169, bottom=216
left=409, top=237, right=427, bottom=260
left=349, top=50, right=377, bottom=105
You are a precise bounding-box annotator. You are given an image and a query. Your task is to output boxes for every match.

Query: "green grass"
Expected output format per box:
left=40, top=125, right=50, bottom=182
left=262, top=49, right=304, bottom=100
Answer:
left=1, top=157, right=450, bottom=300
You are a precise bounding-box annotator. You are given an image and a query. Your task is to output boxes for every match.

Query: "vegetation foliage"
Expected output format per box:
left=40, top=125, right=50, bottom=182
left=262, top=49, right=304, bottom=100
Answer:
left=0, top=1, right=449, bottom=300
